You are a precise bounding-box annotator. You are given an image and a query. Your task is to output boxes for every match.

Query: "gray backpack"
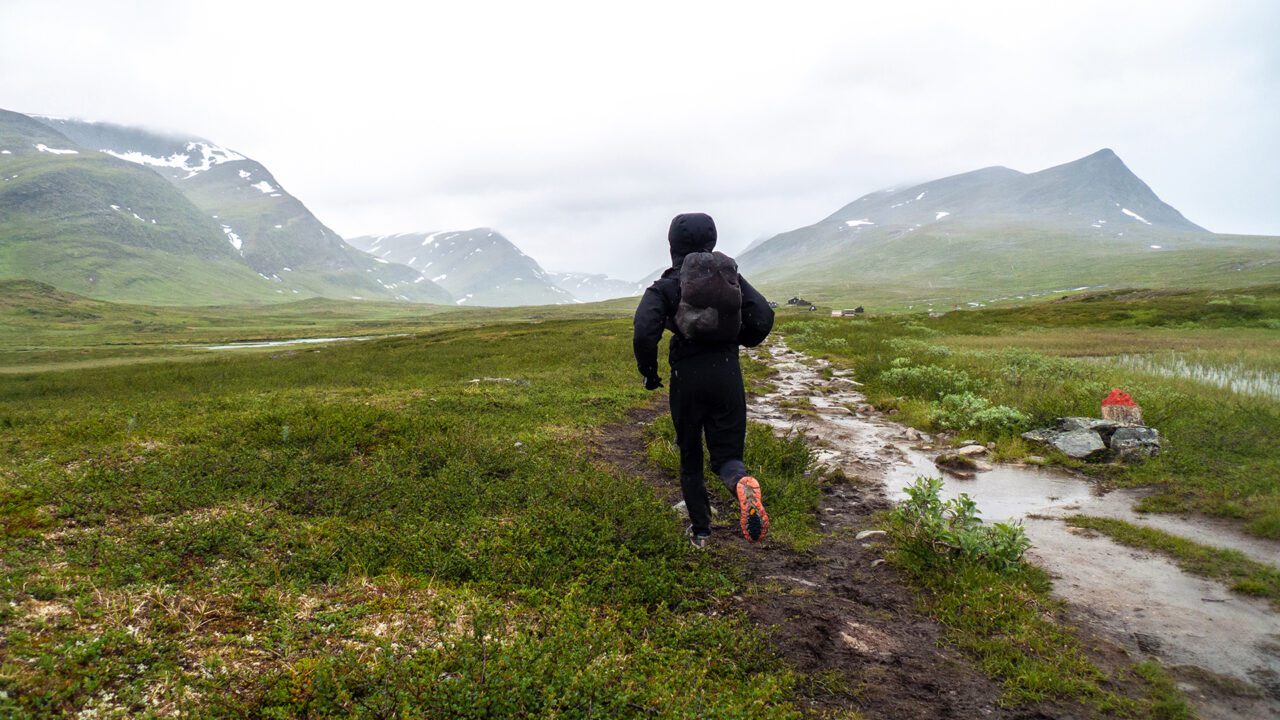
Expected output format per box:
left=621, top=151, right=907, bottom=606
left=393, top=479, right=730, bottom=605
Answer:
left=673, top=251, right=742, bottom=342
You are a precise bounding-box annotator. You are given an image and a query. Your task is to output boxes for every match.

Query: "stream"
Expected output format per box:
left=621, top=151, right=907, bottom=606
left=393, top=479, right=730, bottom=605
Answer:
left=747, top=339, right=1280, bottom=718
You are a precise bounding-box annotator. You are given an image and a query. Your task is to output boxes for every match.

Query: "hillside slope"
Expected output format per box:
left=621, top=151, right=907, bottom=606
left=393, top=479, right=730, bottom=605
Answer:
left=348, top=229, right=574, bottom=306
left=0, top=110, right=285, bottom=304
left=28, top=114, right=450, bottom=304
left=740, top=150, right=1277, bottom=308
left=547, top=272, right=643, bottom=302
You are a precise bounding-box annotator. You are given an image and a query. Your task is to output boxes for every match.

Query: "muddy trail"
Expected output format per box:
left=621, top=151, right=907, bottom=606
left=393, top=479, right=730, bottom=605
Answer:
left=597, top=403, right=1058, bottom=719
left=743, top=339, right=1280, bottom=720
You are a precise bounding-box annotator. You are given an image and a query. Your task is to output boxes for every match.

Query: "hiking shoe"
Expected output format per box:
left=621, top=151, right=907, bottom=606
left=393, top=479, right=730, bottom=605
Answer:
left=736, top=476, right=770, bottom=543
left=686, top=526, right=710, bottom=550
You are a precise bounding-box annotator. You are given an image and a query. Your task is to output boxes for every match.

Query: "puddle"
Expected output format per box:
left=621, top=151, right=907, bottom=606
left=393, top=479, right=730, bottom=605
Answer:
left=1093, top=352, right=1280, bottom=401
left=748, top=339, right=1280, bottom=714
left=192, top=334, right=407, bottom=350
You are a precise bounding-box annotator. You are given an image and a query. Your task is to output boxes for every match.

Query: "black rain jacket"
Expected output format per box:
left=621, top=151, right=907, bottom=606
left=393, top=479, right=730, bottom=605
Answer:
left=632, top=213, right=774, bottom=382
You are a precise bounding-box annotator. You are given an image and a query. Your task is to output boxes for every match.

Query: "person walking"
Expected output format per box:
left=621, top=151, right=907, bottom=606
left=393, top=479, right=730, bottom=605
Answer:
left=633, top=212, right=775, bottom=549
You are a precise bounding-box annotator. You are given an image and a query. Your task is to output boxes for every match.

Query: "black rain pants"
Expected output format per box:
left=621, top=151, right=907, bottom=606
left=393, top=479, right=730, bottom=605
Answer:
left=669, top=349, right=749, bottom=536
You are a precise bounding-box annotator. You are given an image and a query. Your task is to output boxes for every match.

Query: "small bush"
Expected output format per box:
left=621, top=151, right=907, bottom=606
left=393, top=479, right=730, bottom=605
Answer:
left=889, top=476, right=1030, bottom=572
left=880, top=364, right=973, bottom=400
left=935, top=393, right=1030, bottom=436
left=886, top=337, right=952, bottom=361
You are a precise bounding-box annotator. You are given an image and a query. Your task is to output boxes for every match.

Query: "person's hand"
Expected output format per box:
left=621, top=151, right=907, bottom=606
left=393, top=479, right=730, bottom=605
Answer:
left=644, top=375, right=664, bottom=391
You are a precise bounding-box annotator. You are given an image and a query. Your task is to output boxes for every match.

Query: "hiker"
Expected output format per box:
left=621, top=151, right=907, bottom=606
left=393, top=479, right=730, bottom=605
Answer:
left=633, top=212, right=775, bottom=549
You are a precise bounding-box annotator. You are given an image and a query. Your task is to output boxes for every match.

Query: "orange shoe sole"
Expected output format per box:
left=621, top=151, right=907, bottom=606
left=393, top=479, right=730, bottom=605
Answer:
left=736, top=476, right=769, bottom=542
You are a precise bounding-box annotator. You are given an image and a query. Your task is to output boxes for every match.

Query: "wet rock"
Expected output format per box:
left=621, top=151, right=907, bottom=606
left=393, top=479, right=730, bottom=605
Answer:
left=1024, top=417, right=1161, bottom=463
left=1021, top=427, right=1108, bottom=460
left=1134, top=632, right=1163, bottom=654
left=765, top=575, right=820, bottom=588
left=1110, top=426, right=1162, bottom=462
left=955, top=444, right=988, bottom=457
left=672, top=500, right=718, bottom=516
left=1058, top=417, right=1122, bottom=442
left=1048, top=429, right=1109, bottom=459
left=934, top=452, right=979, bottom=471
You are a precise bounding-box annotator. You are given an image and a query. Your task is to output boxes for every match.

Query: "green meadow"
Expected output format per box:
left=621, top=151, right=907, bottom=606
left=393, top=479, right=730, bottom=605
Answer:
left=783, top=285, right=1280, bottom=538
left=4, top=282, right=1276, bottom=717
left=0, top=317, right=822, bottom=718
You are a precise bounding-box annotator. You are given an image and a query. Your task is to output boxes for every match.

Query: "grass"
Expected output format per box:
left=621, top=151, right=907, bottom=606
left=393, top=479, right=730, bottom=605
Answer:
left=0, top=318, right=810, bottom=718
left=1065, top=516, right=1280, bottom=608
left=0, top=286, right=1219, bottom=718
left=886, top=489, right=1194, bottom=718
left=645, top=417, right=823, bottom=552
left=0, top=280, right=637, bottom=371
left=781, top=284, right=1280, bottom=539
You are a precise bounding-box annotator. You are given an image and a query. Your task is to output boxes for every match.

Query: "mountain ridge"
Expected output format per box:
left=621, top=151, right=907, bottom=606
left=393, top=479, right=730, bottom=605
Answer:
left=1, top=110, right=451, bottom=305
left=347, top=228, right=574, bottom=306
left=739, top=148, right=1274, bottom=308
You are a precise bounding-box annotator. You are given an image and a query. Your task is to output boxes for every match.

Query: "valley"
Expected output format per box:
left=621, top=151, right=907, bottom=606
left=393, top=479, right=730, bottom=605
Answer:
left=2, top=283, right=1278, bottom=717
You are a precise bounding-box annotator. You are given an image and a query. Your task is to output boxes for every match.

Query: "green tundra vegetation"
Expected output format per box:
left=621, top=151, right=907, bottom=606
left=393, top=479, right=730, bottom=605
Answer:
left=5, top=282, right=1270, bottom=717
left=0, top=318, right=825, bottom=718
left=783, top=285, right=1280, bottom=540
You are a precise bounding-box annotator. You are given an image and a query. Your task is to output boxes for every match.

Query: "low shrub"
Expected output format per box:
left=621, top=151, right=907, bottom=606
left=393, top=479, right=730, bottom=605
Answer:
left=889, top=476, right=1030, bottom=572
left=880, top=363, right=973, bottom=400
left=935, top=392, right=1030, bottom=436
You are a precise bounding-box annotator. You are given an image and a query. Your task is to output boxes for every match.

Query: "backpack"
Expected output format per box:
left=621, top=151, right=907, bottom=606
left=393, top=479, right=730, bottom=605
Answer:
left=673, top=251, right=742, bottom=342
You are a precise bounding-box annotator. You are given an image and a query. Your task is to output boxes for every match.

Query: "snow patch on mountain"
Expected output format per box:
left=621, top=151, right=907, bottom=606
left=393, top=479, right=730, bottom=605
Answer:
left=35, top=144, right=78, bottom=155
left=1121, top=208, right=1152, bottom=225
left=220, top=225, right=243, bottom=252
left=103, top=141, right=245, bottom=178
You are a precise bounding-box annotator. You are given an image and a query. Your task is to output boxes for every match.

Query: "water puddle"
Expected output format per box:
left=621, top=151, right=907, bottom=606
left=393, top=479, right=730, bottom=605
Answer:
left=192, top=334, right=407, bottom=350
left=748, top=339, right=1280, bottom=715
left=1092, top=352, right=1280, bottom=401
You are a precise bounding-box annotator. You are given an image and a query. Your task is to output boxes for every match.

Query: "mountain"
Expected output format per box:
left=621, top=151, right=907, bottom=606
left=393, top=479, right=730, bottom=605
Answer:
left=0, top=109, right=290, bottom=304
left=16, top=113, right=449, bottom=304
left=347, top=229, right=574, bottom=306
left=547, top=272, right=643, bottom=303
left=739, top=149, right=1278, bottom=308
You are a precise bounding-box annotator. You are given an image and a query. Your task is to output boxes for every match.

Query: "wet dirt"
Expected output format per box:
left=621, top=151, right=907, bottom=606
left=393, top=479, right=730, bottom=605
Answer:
left=595, top=402, right=1051, bottom=719
left=747, top=339, right=1280, bottom=720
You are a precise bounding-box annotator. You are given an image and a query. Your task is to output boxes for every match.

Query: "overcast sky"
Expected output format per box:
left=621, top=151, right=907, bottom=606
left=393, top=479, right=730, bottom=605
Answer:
left=2, top=1, right=1277, bottom=278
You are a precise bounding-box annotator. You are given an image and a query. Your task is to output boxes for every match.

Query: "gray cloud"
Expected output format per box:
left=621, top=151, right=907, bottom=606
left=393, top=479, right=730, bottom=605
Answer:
left=2, top=1, right=1276, bottom=279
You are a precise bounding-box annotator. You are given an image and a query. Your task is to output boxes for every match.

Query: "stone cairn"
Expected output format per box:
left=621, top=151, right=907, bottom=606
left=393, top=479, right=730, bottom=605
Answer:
left=1101, top=388, right=1143, bottom=424
left=1021, top=388, right=1161, bottom=463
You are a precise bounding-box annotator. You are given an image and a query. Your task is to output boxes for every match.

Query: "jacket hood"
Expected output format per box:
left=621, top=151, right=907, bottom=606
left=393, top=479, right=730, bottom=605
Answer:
left=668, top=212, right=717, bottom=267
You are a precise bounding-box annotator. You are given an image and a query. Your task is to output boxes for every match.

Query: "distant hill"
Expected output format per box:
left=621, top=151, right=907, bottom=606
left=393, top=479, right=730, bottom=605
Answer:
left=347, top=229, right=577, bottom=306
left=31, top=115, right=451, bottom=304
left=547, top=271, right=643, bottom=303
left=739, top=149, right=1278, bottom=308
left=0, top=109, right=291, bottom=304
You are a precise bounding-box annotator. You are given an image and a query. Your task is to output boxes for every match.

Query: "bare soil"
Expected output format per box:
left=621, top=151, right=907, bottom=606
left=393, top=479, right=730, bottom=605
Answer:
left=595, top=401, right=1070, bottom=719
